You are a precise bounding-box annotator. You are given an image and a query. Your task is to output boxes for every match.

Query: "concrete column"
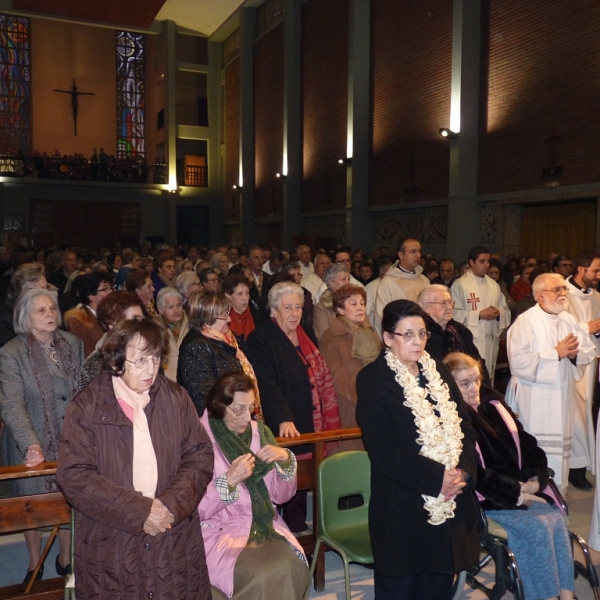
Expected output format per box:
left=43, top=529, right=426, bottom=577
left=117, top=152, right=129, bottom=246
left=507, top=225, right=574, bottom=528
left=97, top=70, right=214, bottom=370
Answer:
left=282, top=0, right=302, bottom=250
left=446, top=0, right=482, bottom=262
left=345, top=0, right=372, bottom=250
left=165, top=20, right=178, bottom=192
left=239, top=7, right=257, bottom=245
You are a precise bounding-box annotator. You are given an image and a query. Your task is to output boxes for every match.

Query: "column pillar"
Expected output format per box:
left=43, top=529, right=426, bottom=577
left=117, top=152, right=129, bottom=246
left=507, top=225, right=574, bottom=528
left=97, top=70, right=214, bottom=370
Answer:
left=345, top=0, right=372, bottom=250
left=446, top=0, right=482, bottom=261
left=281, top=0, right=302, bottom=250
left=239, top=7, right=257, bottom=245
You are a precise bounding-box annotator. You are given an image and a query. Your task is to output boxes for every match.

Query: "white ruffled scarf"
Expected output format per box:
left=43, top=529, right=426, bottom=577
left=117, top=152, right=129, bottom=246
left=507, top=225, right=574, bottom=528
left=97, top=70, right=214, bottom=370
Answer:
left=384, top=349, right=463, bottom=525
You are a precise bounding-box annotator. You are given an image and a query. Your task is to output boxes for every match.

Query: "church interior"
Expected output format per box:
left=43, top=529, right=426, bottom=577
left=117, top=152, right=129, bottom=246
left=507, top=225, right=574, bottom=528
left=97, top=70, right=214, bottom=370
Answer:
left=0, top=0, right=597, bottom=261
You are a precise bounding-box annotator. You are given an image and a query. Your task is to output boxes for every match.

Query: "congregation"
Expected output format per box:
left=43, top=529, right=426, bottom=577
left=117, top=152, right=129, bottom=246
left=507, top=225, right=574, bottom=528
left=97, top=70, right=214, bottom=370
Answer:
left=0, top=236, right=599, bottom=600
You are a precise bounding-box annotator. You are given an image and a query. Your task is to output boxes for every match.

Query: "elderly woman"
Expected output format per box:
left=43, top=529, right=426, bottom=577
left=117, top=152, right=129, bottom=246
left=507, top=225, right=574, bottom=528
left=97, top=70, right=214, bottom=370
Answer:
left=77, top=290, right=144, bottom=391
left=176, top=270, right=201, bottom=305
left=177, top=291, right=260, bottom=417
left=210, top=252, right=231, bottom=279
left=313, top=262, right=350, bottom=343
left=320, top=285, right=381, bottom=450
left=356, top=300, right=479, bottom=600
left=126, top=268, right=158, bottom=317
left=199, top=372, right=309, bottom=599
left=0, top=262, right=48, bottom=348
left=0, top=288, right=83, bottom=583
left=443, top=352, right=574, bottom=600
left=57, top=318, right=214, bottom=599
left=222, top=273, right=256, bottom=342
left=157, top=287, right=189, bottom=381
left=246, top=282, right=341, bottom=533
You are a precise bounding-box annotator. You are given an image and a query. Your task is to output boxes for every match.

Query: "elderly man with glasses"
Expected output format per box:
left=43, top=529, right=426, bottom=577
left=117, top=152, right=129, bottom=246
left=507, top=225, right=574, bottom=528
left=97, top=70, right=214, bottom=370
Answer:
left=417, top=284, right=490, bottom=385
left=505, top=272, right=595, bottom=491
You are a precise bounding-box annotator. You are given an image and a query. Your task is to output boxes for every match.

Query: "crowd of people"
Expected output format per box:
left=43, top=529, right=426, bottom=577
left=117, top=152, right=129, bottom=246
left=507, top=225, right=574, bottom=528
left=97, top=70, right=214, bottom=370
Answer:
left=0, top=236, right=597, bottom=599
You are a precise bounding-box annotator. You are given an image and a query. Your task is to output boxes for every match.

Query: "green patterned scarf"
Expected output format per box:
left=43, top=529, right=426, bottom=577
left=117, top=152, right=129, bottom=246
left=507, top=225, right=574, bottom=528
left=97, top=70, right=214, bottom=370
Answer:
left=209, top=417, right=285, bottom=542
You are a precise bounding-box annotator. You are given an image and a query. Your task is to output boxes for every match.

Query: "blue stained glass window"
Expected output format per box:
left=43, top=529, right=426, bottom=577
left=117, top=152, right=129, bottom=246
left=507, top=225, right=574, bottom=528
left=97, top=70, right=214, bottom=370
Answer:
left=0, top=14, right=31, bottom=154
left=116, top=31, right=145, bottom=158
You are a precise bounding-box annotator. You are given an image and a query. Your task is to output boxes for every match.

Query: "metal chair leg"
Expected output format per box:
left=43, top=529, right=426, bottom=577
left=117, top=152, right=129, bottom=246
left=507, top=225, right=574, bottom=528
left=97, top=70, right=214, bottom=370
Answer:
left=304, top=538, right=323, bottom=600
left=571, top=531, right=600, bottom=600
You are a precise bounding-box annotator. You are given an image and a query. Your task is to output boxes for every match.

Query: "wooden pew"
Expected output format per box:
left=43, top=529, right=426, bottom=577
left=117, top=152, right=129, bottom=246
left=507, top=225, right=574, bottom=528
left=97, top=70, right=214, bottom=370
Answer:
left=0, top=463, right=69, bottom=600
left=276, top=427, right=363, bottom=592
left=0, top=427, right=364, bottom=597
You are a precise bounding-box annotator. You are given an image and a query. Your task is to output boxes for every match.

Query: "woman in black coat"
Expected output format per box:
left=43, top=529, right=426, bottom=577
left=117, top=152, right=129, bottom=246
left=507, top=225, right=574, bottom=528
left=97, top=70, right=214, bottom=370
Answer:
left=443, top=352, right=574, bottom=600
left=177, top=290, right=259, bottom=417
left=356, top=300, right=480, bottom=600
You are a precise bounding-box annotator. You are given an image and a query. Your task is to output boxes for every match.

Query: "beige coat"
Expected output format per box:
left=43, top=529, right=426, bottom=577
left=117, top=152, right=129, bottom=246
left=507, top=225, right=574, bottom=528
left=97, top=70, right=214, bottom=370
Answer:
left=320, top=317, right=381, bottom=451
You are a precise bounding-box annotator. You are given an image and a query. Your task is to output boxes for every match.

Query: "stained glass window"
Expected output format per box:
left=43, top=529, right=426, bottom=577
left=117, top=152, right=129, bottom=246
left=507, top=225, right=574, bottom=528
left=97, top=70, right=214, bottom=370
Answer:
left=0, top=15, right=31, bottom=155
left=116, top=31, right=145, bottom=158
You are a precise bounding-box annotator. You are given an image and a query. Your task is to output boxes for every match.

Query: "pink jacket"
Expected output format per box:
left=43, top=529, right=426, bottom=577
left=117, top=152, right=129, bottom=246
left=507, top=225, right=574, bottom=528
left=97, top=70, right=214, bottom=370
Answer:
left=198, top=412, right=304, bottom=597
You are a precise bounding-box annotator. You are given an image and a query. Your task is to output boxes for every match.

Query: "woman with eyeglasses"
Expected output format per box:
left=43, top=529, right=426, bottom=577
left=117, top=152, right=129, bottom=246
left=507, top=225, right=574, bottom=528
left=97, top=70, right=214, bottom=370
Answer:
left=177, top=290, right=261, bottom=417
left=57, top=318, right=215, bottom=600
left=356, top=299, right=480, bottom=600
left=198, top=371, right=309, bottom=600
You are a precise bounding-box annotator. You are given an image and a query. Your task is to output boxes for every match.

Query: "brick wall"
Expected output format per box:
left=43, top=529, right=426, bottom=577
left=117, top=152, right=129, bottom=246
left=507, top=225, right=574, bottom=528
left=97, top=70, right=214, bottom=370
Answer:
left=224, top=57, right=240, bottom=222
left=478, top=0, right=600, bottom=194
left=371, top=0, right=452, bottom=206
left=301, top=0, right=349, bottom=213
left=254, top=24, right=285, bottom=219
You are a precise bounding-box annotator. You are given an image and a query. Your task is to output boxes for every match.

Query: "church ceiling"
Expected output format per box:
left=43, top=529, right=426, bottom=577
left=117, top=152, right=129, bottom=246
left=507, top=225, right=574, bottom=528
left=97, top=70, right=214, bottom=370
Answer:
left=12, top=0, right=168, bottom=28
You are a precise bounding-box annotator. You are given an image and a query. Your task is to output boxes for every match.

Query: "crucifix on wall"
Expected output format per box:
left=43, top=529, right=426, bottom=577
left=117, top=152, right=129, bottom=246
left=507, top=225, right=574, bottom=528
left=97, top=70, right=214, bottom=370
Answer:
left=53, top=79, right=95, bottom=136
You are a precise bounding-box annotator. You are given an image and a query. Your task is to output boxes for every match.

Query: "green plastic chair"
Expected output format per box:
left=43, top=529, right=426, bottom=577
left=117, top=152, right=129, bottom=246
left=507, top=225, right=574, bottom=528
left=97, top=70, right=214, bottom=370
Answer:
left=304, top=451, right=373, bottom=600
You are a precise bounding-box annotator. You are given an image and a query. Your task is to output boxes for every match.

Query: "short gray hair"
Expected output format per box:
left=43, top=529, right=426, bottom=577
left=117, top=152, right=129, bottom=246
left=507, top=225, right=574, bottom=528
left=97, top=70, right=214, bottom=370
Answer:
left=177, top=271, right=200, bottom=296
left=533, top=272, right=564, bottom=300
left=324, top=263, right=350, bottom=287
left=8, top=262, right=46, bottom=301
left=268, top=282, right=305, bottom=311
left=282, top=261, right=300, bottom=273
left=417, top=284, right=450, bottom=307
left=14, top=288, right=61, bottom=334
left=156, top=287, right=182, bottom=311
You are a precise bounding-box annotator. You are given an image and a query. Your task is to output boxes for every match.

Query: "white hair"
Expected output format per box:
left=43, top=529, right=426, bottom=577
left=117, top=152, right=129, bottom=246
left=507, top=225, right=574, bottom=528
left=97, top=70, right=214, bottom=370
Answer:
left=14, top=288, right=61, bottom=333
left=417, top=284, right=450, bottom=307
left=156, top=287, right=182, bottom=311
left=177, top=271, right=200, bottom=296
left=532, top=272, right=564, bottom=300
left=268, top=282, right=305, bottom=311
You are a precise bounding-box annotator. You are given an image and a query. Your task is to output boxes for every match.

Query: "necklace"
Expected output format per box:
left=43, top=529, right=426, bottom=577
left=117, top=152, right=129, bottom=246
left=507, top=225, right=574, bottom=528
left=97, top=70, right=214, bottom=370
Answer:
left=36, top=336, right=59, bottom=365
left=384, top=348, right=463, bottom=525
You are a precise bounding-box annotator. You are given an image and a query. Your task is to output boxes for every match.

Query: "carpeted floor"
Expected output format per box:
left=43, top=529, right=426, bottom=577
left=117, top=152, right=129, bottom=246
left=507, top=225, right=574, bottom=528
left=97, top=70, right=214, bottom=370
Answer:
left=1, top=480, right=599, bottom=599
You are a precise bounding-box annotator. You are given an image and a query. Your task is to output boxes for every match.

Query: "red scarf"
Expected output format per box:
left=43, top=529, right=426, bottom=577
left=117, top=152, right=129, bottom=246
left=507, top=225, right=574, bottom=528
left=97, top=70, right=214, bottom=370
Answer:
left=229, top=307, right=255, bottom=341
left=295, top=325, right=341, bottom=454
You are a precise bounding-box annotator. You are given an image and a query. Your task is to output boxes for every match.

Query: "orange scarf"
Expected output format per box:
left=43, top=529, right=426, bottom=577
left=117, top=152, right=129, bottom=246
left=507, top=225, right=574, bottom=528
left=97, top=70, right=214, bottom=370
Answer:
left=228, top=307, right=255, bottom=341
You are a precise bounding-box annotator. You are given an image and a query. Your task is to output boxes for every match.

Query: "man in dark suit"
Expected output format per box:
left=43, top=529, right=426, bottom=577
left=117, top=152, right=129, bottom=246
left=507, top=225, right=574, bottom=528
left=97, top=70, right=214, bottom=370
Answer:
left=418, top=284, right=491, bottom=385
left=248, top=245, right=270, bottom=309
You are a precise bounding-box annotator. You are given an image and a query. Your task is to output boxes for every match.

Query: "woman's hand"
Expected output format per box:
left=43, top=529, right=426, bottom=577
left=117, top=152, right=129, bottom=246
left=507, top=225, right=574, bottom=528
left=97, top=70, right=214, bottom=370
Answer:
left=279, top=422, right=300, bottom=437
left=25, top=444, right=45, bottom=467
left=226, top=453, right=255, bottom=487
left=143, top=498, right=175, bottom=536
left=440, top=468, right=466, bottom=501
left=256, top=445, right=289, bottom=464
left=520, top=478, right=540, bottom=495
left=521, top=492, right=546, bottom=506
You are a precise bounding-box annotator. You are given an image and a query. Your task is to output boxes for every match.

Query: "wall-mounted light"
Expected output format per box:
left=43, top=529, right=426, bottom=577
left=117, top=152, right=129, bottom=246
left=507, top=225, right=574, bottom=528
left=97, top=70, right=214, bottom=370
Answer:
left=233, top=184, right=243, bottom=190
left=276, top=172, right=287, bottom=179
left=439, top=128, right=458, bottom=139
left=338, top=157, right=352, bottom=165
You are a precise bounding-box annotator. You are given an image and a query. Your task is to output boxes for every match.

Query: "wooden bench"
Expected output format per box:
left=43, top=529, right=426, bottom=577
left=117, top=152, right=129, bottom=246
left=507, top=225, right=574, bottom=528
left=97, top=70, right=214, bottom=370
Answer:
left=276, top=427, right=363, bottom=592
left=0, top=427, right=364, bottom=597
left=0, top=463, right=70, bottom=600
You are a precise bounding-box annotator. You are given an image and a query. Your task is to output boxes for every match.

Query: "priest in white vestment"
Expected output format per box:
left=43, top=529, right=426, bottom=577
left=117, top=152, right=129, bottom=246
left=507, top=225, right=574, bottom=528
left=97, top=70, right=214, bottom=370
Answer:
left=451, top=247, right=511, bottom=382
left=565, top=252, right=600, bottom=489
left=506, top=273, right=595, bottom=491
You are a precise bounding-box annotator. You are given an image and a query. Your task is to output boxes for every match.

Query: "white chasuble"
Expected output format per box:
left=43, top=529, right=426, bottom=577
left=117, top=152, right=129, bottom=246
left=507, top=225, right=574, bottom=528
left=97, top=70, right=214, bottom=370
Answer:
left=451, top=271, right=511, bottom=381
left=566, top=280, right=600, bottom=475
left=505, top=304, right=594, bottom=491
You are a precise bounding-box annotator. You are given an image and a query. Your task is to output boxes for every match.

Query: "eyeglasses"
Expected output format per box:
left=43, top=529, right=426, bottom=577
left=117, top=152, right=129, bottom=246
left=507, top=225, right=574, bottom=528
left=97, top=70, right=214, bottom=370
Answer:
left=216, top=310, right=230, bottom=321
left=426, top=300, right=454, bottom=307
left=586, top=268, right=600, bottom=276
left=227, top=403, right=257, bottom=418
left=542, top=286, right=568, bottom=294
left=126, top=355, right=164, bottom=369
left=389, top=330, right=431, bottom=341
